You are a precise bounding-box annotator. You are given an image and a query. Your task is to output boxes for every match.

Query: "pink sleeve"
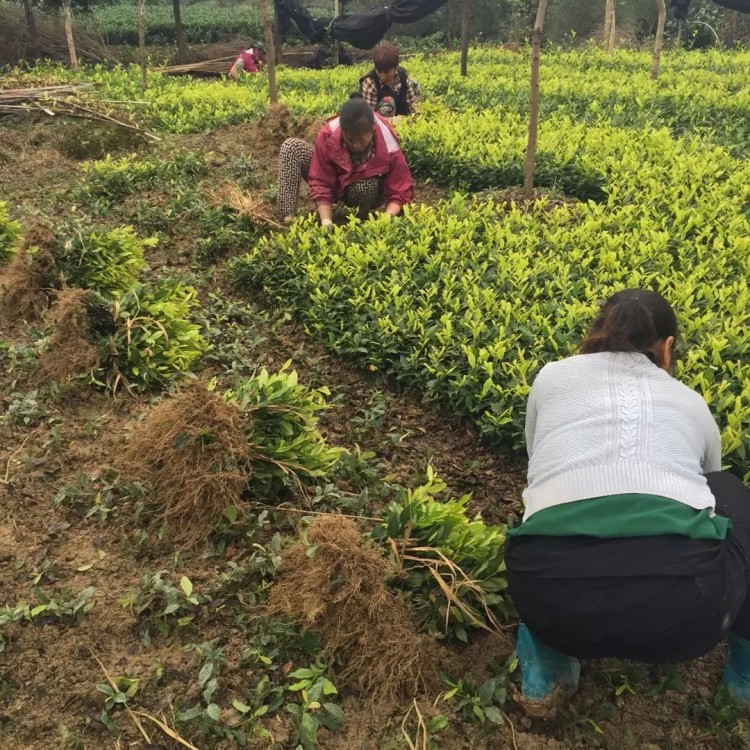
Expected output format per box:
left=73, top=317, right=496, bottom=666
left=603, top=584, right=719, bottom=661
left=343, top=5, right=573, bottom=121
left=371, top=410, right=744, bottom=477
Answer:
left=383, top=149, right=414, bottom=207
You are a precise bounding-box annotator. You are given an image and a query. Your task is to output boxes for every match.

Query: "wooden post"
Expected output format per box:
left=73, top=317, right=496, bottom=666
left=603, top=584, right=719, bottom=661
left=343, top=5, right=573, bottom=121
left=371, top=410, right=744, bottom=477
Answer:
left=273, top=0, right=282, bottom=66
left=460, top=0, right=469, bottom=76
left=261, top=0, right=278, bottom=104
left=602, top=0, right=612, bottom=46
left=608, top=0, right=616, bottom=51
left=22, top=0, right=38, bottom=53
left=523, top=0, right=548, bottom=198
left=137, top=0, right=147, bottom=89
left=172, top=0, right=187, bottom=62
left=651, top=0, right=666, bottom=79
left=63, top=0, right=78, bottom=70
left=334, top=0, right=339, bottom=65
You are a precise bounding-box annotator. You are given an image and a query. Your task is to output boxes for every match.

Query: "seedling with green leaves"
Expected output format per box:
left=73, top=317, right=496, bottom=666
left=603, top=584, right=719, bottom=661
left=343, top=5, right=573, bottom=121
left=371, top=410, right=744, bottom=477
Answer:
left=54, top=469, right=146, bottom=522
left=286, top=662, right=345, bottom=750
left=120, top=572, right=203, bottom=641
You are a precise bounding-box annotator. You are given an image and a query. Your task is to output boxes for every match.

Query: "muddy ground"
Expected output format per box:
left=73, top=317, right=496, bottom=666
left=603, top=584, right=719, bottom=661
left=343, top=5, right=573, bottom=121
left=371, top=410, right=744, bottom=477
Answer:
left=0, top=112, right=745, bottom=750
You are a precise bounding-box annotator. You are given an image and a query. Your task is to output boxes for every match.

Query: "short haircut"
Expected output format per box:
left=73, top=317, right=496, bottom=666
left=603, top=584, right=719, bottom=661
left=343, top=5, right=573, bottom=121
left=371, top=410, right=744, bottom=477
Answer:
left=373, top=42, right=399, bottom=72
left=339, top=96, right=374, bottom=136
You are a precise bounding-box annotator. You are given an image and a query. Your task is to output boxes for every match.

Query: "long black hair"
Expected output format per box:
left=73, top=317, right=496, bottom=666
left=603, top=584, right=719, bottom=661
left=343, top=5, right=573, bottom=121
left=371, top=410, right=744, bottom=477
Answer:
left=580, top=289, right=678, bottom=367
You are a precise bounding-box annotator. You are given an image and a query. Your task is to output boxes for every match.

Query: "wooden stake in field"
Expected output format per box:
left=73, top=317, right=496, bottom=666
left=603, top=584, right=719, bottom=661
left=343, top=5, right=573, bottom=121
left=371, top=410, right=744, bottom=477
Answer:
left=261, top=0, right=278, bottom=104
left=608, top=0, right=617, bottom=51
left=651, top=0, right=667, bottom=79
left=603, top=0, right=616, bottom=51
left=172, top=0, right=188, bottom=62
left=460, top=0, right=469, bottom=76
left=523, top=0, right=548, bottom=198
left=334, top=0, right=340, bottom=65
left=137, top=0, right=147, bottom=89
left=63, top=0, right=78, bottom=70
left=22, top=0, right=37, bottom=54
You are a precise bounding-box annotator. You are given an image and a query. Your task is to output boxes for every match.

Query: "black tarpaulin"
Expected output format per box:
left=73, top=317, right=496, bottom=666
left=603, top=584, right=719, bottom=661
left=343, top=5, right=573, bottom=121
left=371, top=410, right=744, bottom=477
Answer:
left=329, top=8, right=391, bottom=48
left=276, top=0, right=451, bottom=49
left=672, top=0, right=750, bottom=18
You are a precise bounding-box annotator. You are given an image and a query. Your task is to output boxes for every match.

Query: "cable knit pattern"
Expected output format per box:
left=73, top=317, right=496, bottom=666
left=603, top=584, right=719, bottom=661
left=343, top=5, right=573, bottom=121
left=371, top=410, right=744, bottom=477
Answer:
left=523, top=352, right=723, bottom=521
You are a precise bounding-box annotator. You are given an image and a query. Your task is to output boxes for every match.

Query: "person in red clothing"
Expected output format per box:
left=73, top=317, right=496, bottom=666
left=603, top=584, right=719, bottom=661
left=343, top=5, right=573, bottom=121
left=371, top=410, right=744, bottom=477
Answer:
left=228, top=45, right=265, bottom=80
left=277, top=95, right=414, bottom=226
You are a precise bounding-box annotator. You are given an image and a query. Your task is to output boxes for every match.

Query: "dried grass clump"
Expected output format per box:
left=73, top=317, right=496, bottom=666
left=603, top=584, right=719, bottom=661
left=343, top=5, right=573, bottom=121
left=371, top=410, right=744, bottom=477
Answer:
left=0, top=227, right=55, bottom=323
left=124, top=382, right=251, bottom=546
left=268, top=515, right=433, bottom=704
left=209, top=181, right=283, bottom=229
left=40, top=289, right=99, bottom=381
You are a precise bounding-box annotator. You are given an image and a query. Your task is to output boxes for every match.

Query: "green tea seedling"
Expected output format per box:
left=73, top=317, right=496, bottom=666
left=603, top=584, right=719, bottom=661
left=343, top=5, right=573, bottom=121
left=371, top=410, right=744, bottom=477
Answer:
left=285, top=663, right=345, bottom=750
left=0, top=201, right=21, bottom=263
left=374, top=468, right=512, bottom=641
left=94, top=674, right=140, bottom=735
left=1, top=586, right=96, bottom=650
left=4, top=390, right=46, bottom=428
left=224, top=362, right=345, bottom=497
left=439, top=672, right=508, bottom=726
left=177, top=642, right=274, bottom=745
left=54, top=469, right=147, bottom=522
left=120, top=572, right=203, bottom=641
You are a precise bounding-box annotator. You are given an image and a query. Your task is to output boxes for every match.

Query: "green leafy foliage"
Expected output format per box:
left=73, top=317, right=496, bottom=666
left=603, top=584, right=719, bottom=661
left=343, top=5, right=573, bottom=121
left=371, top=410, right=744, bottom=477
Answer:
left=0, top=587, right=96, bottom=651
left=92, top=282, right=209, bottom=392
left=224, top=362, right=344, bottom=496
left=0, top=201, right=21, bottom=263
left=54, top=225, right=152, bottom=296
left=373, top=468, right=512, bottom=641
left=79, top=1, right=263, bottom=46
left=76, top=151, right=207, bottom=203
left=439, top=655, right=517, bottom=725
left=120, top=571, right=204, bottom=640
left=285, top=663, right=345, bottom=750
left=53, top=469, right=147, bottom=522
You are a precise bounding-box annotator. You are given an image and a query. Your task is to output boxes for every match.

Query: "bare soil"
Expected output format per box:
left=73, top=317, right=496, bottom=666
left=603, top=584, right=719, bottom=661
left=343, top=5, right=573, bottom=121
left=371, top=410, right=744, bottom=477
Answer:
left=0, top=114, right=743, bottom=750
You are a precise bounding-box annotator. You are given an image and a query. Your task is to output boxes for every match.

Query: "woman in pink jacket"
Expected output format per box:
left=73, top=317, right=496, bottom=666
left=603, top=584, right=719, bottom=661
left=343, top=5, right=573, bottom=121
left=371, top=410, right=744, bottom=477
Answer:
left=277, top=96, right=414, bottom=227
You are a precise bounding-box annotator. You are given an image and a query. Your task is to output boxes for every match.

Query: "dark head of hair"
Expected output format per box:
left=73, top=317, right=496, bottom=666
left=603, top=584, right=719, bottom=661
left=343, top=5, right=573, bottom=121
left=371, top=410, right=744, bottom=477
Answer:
left=580, top=289, right=678, bottom=367
left=373, top=42, right=400, bottom=72
left=348, top=91, right=364, bottom=99
left=339, top=96, right=374, bottom=136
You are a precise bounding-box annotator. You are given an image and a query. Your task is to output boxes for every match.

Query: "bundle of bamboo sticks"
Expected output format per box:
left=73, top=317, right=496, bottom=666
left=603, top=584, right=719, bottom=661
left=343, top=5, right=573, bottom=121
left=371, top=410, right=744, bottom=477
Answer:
left=0, top=83, right=160, bottom=141
left=0, top=6, right=117, bottom=66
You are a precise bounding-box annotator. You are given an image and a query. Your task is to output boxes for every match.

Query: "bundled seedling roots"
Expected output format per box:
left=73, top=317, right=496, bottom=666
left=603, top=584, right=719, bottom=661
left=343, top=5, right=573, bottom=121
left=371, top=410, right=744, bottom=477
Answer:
left=124, top=382, right=252, bottom=546
left=268, top=515, right=432, bottom=704
left=40, top=289, right=99, bottom=381
left=0, top=228, right=55, bottom=323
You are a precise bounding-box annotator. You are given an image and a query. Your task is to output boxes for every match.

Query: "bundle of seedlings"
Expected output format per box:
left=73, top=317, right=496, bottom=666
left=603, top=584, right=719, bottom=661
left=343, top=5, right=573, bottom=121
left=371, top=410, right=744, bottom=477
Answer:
left=373, top=468, right=514, bottom=642
left=0, top=218, right=151, bottom=325
left=39, top=288, right=99, bottom=381
left=0, top=201, right=21, bottom=262
left=124, top=369, right=342, bottom=545
left=123, top=381, right=252, bottom=546
left=267, top=515, right=433, bottom=704
left=0, top=224, right=55, bottom=323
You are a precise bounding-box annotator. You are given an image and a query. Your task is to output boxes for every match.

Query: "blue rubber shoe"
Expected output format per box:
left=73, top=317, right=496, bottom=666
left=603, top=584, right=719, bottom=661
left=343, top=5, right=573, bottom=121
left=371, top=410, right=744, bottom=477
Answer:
left=517, top=621, right=581, bottom=701
left=723, top=633, right=750, bottom=704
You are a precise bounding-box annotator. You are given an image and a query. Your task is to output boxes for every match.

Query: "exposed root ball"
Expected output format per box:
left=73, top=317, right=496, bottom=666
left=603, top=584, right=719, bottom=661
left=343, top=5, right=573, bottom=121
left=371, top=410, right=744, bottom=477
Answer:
left=124, top=382, right=251, bottom=546
left=40, top=289, right=99, bottom=381
left=0, top=230, right=55, bottom=323
left=268, top=515, right=432, bottom=704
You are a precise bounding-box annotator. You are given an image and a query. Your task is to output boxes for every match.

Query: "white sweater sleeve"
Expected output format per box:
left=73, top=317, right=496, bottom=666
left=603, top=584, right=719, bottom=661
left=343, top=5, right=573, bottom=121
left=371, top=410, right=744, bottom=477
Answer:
left=525, top=372, right=542, bottom=458
left=702, top=411, right=723, bottom=474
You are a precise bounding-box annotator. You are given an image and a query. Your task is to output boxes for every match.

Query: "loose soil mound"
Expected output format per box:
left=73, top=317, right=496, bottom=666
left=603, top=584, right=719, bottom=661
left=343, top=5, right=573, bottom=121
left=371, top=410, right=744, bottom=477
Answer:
left=40, top=288, right=99, bottom=381
left=124, top=382, right=251, bottom=546
left=268, top=514, right=434, bottom=704
left=0, top=227, right=55, bottom=323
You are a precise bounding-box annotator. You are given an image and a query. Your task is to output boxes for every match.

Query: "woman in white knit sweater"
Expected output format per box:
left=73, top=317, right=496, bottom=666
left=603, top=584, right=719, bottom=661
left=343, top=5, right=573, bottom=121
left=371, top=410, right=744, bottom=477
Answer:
left=506, top=289, right=750, bottom=708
